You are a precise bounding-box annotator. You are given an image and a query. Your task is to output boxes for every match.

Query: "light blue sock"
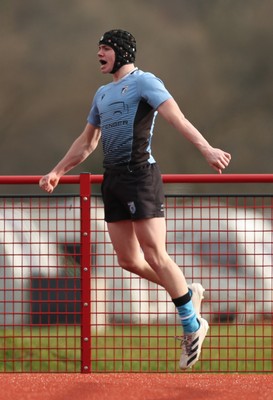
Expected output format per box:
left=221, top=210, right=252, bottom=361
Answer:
left=176, top=299, right=199, bottom=334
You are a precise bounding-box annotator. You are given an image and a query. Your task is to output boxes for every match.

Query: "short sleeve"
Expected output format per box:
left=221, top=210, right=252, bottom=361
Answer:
left=87, top=89, right=103, bottom=127
left=138, top=72, right=172, bottom=110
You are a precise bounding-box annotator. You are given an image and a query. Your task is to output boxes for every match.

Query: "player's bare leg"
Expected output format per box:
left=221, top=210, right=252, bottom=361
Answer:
left=107, top=218, right=188, bottom=298
left=108, top=217, right=209, bottom=370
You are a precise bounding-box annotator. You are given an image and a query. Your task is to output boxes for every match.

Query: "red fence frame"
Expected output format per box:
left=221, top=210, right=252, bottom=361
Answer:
left=0, top=173, right=272, bottom=373
left=79, top=173, right=92, bottom=373
left=3, top=173, right=273, bottom=185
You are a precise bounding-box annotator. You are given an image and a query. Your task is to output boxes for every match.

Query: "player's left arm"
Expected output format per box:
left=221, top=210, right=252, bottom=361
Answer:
left=157, top=98, right=231, bottom=173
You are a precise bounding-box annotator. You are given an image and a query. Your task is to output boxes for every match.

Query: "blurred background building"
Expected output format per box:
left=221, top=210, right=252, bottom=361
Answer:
left=0, top=0, right=272, bottom=193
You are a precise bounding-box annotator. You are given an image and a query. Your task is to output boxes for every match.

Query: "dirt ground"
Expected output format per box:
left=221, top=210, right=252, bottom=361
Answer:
left=0, top=373, right=272, bottom=400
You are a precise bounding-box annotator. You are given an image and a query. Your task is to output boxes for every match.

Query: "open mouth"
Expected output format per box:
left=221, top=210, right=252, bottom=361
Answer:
left=100, top=60, right=107, bottom=65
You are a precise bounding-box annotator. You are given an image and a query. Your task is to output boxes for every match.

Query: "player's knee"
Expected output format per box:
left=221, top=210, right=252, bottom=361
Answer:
left=143, top=251, right=169, bottom=271
left=117, top=256, right=141, bottom=274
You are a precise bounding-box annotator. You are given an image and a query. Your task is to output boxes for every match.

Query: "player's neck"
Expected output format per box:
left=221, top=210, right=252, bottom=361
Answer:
left=112, top=65, right=137, bottom=82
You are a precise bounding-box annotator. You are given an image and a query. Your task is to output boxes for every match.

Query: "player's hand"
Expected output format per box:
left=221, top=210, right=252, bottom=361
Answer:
left=206, top=148, right=231, bottom=174
left=39, top=172, right=60, bottom=193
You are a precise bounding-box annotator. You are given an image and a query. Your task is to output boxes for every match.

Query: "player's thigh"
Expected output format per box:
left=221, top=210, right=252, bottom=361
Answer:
left=133, top=217, right=167, bottom=253
left=107, top=220, right=142, bottom=262
left=133, top=218, right=171, bottom=268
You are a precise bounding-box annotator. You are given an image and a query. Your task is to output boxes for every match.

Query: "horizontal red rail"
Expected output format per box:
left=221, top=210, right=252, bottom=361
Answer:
left=1, top=173, right=273, bottom=185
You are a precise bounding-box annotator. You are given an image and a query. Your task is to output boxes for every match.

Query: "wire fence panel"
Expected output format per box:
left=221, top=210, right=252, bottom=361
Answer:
left=0, top=196, right=82, bottom=372
left=164, top=195, right=272, bottom=372
left=89, top=194, right=273, bottom=373
left=0, top=175, right=272, bottom=373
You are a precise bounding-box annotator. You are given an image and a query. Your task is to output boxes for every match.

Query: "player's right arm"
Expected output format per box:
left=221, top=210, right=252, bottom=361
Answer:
left=39, top=123, right=101, bottom=193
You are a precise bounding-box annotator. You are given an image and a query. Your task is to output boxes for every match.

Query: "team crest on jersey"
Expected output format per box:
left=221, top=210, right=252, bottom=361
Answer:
left=128, top=201, right=136, bottom=215
left=121, top=86, right=128, bottom=95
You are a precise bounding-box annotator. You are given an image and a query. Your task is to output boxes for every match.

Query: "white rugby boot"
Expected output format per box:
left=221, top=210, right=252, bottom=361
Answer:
left=176, top=283, right=209, bottom=370
left=188, top=282, right=205, bottom=317
left=178, top=316, right=209, bottom=370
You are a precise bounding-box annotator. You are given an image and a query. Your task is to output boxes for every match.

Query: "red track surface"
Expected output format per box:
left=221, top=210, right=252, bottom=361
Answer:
left=0, top=373, right=272, bottom=400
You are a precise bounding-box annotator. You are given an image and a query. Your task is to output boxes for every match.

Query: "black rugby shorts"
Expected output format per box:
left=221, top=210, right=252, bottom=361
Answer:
left=101, top=163, right=165, bottom=222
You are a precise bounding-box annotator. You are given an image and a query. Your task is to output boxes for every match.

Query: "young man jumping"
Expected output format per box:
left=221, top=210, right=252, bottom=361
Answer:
left=39, top=29, right=231, bottom=369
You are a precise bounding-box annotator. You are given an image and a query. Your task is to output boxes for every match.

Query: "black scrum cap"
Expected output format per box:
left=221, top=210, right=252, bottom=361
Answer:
left=99, top=29, right=136, bottom=73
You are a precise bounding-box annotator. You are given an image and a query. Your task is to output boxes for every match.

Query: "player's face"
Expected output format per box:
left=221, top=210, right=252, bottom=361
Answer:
left=98, top=45, right=115, bottom=74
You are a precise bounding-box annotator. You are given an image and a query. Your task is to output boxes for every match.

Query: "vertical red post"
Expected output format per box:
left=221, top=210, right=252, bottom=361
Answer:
left=80, top=173, right=91, bottom=373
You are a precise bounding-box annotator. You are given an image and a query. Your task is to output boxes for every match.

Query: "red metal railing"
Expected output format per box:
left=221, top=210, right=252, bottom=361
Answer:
left=79, top=173, right=92, bottom=373
left=2, top=173, right=273, bottom=184
left=0, top=174, right=272, bottom=373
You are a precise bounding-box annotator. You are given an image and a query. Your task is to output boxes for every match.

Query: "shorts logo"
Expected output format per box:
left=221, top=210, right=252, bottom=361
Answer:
left=128, top=201, right=136, bottom=215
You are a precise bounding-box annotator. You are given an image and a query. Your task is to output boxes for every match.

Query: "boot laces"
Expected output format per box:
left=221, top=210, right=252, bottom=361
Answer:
left=175, top=334, right=195, bottom=355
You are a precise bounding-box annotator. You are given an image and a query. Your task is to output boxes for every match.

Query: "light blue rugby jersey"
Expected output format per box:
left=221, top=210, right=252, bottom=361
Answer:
left=87, top=69, right=172, bottom=168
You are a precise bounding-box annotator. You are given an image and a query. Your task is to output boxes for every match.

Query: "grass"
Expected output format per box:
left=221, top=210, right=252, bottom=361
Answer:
left=0, top=326, right=81, bottom=372
left=0, top=324, right=272, bottom=373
